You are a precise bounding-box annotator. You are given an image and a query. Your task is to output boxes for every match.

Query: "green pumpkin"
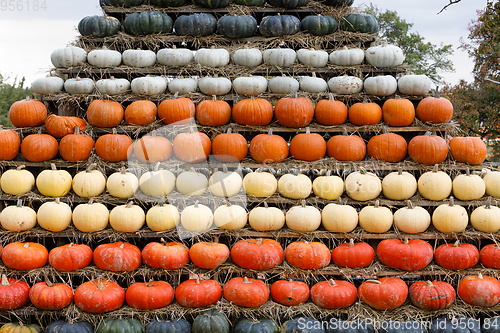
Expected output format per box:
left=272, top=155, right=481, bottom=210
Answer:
left=96, top=318, right=144, bottom=333
left=321, top=0, right=353, bottom=6
left=281, top=318, right=325, bottom=333
left=193, top=0, right=231, bottom=8
left=101, top=0, right=144, bottom=6
left=45, top=321, right=93, bottom=333
left=233, top=0, right=265, bottom=5
left=0, top=323, right=42, bottom=333
left=145, top=319, right=190, bottom=333
left=340, top=13, right=379, bottom=34
left=267, top=0, right=308, bottom=9
left=259, top=14, right=301, bottom=37
left=174, top=13, right=217, bottom=37
left=217, top=15, right=257, bottom=38
left=78, top=15, right=121, bottom=38
left=192, top=310, right=230, bottom=333
left=150, top=0, right=189, bottom=7
left=235, top=319, right=279, bottom=333
left=124, top=11, right=173, bottom=36
left=301, top=15, right=337, bottom=36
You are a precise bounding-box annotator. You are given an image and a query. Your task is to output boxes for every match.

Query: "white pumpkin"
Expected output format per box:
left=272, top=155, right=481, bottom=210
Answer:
left=122, top=49, right=157, bottom=67
left=131, top=76, right=167, bottom=95
left=268, top=76, right=299, bottom=94
left=157, top=47, right=194, bottom=67
left=181, top=201, right=213, bottom=232
left=329, top=47, right=364, bottom=66
left=232, top=48, right=262, bottom=67
left=64, top=77, right=94, bottom=95
left=321, top=199, right=358, bottom=232
left=72, top=164, right=106, bottom=198
left=213, top=203, right=247, bottom=230
left=243, top=169, right=277, bottom=197
left=358, top=200, right=393, bottom=233
left=382, top=168, right=417, bottom=200
left=365, top=42, right=405, bottom=67
left=168, top=78, right=197, bottom=95
left=37, top=198, right=72, bottom=232
left=0, top=199, right=37, bottom=231
left=36, top=164, right=72, bottom=197
left=263, top=48, right=296, bottom=67
left=248, top=202, right=285, bottom=231
left=51, top=46, right=87, bottom=68
left=176, top=169, right=208, bottom=195
left=345, top=169, right=382, bottom=201
left=393, top=201, right=431, bottom=234
left=470, top=197, right=500, bottom=233
left=209, top=166, right=243, bottom=197
left=106, top=167, right=139, bottom=198
left=297, top=49, right=329, bottom=67
left=195, top=48, right=230, bottom=67
left=139, top=163, right=176, bottom=196
left=109, top=201, right=145, bottom=233
left=1, top=165, right=35, bottom=196
left=87, top=49, right=122, bottom=68
left=452, top=168, right=486, bottom=201
left=397, top=74, right=432, bottom=96
left=278, top=173, right=312, bottom=199
left=286, top=200, right=321, bottom=232
left=484, top=169, right=500, bottom=198
left=299, top=73, right=327, bottom=93
left=418, top=165, right=452, bottom=201
left=363, top=75, right=398, bottom=96
left=198, top=77, right=232, bottom=95
left=146, top=200, right=180, bottom=232
left=96, top=77, right=130, bottom=95
left=328, top=76, right=363, bottom=94
left=313, top=170, right=344, bottom=200
left=72, top=199, right=109, bottom=233
left=32, top=77, right=64, bottom=95
left=232, top=76, right=268, bottom=96
left=432, top=197, right=468, bottom=233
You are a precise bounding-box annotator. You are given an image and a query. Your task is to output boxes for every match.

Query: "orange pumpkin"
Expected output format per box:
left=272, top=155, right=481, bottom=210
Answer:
left=367, top=131, right=407, bottom=162
left=45, top=114, right=87, bottom=138
left=223, top=277, right=269, bottom=308
left=327, top=130, right=366, bottom=161
left=449, top=136, right=487, bottom=165
left=289, top=128, right=326, bottom=161
left=125, top=100, right=157, bottom=126
left=285, top=241, right=331, bottom=270
left=173, top=128, right=211, bottom=163
left=21, top=131, right=58, bottom=162
left=196, top=96, right=231, bottom=126
left=349, top=99, right=382, bottom=126
left=0, top=126, right=20, bottom=160
left=274, top=95, right=314, bottom=128
left=416, top=87, right=453, bottom=124
left=87, top=100, right=124, bottom=128
left=212, top=129, right=248, bottom=162
left=408, top=132, right=448, bottom=165
left=315, top=93, right=348, bottom=126
left=133, top=132, right=172, bottom=163
left=158, top=94, right=195, bottom=125
left=95, top=129, right=133, bottom=162
left=59, top=126, right=94, bottom=162
left=382, top=97, right=415, bottom=127
left=232, top=97, right=273, bottom=126
left=9, top=96, right=47, bottom=127
left=249, top=129, right=288, bottom=163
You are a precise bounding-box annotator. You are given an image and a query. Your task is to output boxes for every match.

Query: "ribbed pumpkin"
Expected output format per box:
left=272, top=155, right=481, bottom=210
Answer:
left=416, top=87, right=453, bottom=124
left=95, top=319, right=143, bottom=333
left=2, top=242, right=48, bottom=270
left=45, top=321, right=92, bottom=333
left=377, top=238, right=434, bottom=271
left=109, top=201, right=145, bottom=233
left=313, top=171, right=344, bottom=201
left=59, top=126, right=94, bottom=162
left=340, top=13, right=379, bottom=34
left=94, top=242, right=142, bottom=272
left=0, top=199, right=37, bottom=232
left=409, top=280, right=456, bottom=310
left=248, top=202, right=285, bottom=231
left=139, top=163, right=176, bottom=196
left=326, top=129, right=366, bottom=161
left=0, top=165, right=34, bottom=195
left=259, top=14, right=301, bottom=37
left=233, top=319, right=278, bottom=333
left=142, top=239, right=189, bottom=270
left=322, top=200, right=358, bottom=232
left=175, top=278, right=222, bottom=307
left=125, top=100, right=157, bottom=126
left=29, top=278, right=73, bottom=310
left=0, top=126, right=20, bottom=160
left=231, top=238, right=284, bottom=270
left=432, top=197, right=469, bottom=233
left=0, top=275, right=30, bottom=310
left=382, top=96, right=415, bottom=127
left=310, top=279, right=357, bottom=309
left=133, top=132, right=172, bottom=163
left=72, top=199, right=110, bottom=233
left=274, top=95, right=314, bottom=128
left=74, top=280, right=125, bottom=313
left=196, top=96, right=231, bottom=126
left=382, top=168, right=417, bottom=200
left=243, top=169, right=278, bottom=197
left=408, top=132, right=448, bottom=165
left=49, top=243, right=93, bottom=272
left=224, top=277, right=269, bottom=308
left=358, top=200, right=392, bottom=233
left=367, top=131, right=407, bottom=162
left=107, top=167, right=139, bottom=198
left=458, top=274, right=500, bottom=307
left=21, top=131, right=58, bottom=162
left=9, top=96, right=47, bottom=127
left=452, top=167, right=485, bottom=201
left=78, top=15, right=120, bottom=38
left=289, top=128, right=326, bottom=161
left=418, top=164, right=452, bottom=200
left=146, top=200, right=179, bottom=231
left=72, top=163, right=106, bottom=198
left=449, top=136, right=487, bottom=165
left=481, top=244, right=500, bottom=269
left=87, top=99, right=124, bottom=128
left=358, top=277, right=408, bottom=310
left=393, top=201, right=431, bottom=234
left=331, top=239, right=375, bottom=269
left=348, top=98, right=382, bottom=125
left=95, top=129, right=133, bottom=162
left=158, top=94, right=195, bottom=125
left=145, top=320, right=191, bottom=333
left=471, top=197, right=500, bottom=233
left=270, top=280, right=309, bottom=306
left=173, top=128, right=211, bottom=163
left=36, top=198, right=72, bottom=232
left=314, top=93, right=347, bottom=125
left=249, top=129, right=288, bottom=163
left=434, top=240, right=479, bottom=270
left=232, top=97, right=273, bottom=126
left=45, top=114, right=87, bottom=138
left=126, top=280, right=174, bottom=310
left=285, top=241, right=330, bottom=269
left=192, top=310, right=229, bottom=333
left=189, top=242, right=229, bottom=269
left=212, top=129, right=248, bottom=162
left=36, top=163, right=72, bottom=197
left=345, top=168, right=381, bottom=201
left=123, top=11, right=173, bottom=35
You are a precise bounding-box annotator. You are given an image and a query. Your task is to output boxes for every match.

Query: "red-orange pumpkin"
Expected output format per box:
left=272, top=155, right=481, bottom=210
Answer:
left=0, top=275, right=30, bottom=310
left=289, top=128, right=326, bottom=162
left=348, top=99, right=382, bottom=126
left=95, top=130, right=133, bottom=162
left=358, top=277, right=408, bottom=310
left=21, top=132, right=58, bottom=162
left=416, top=88, right=453, bottom=124
left=231, top=238, right=284, bottom=270
left=232, top=97, right=273, bottom=126
left=408, top=132, right=448, bottom=165
left=49, top=243, right=93, bottom=272
left=212, top=129, right=248, bottom=162
left=133, top=132, right=172, bottom=163
left=45, top=114, right=87, bottom=138
left=196, top=96, right=232, bottom=126
left=173, top=129, right=211, bottom=163
left=125, top=100, right=157, bottom=126
left=93, top=242, right=142, bottom=272
left=74, top=279, right=125, bottom=313
left=223, top=277, right=269, bottom=308
left=87, top=100, right=124, bottom=128
left=189, top=242, right=230, bottom=270
left=326, top=130, right=366, bottom=161
left=59, top=126, right=94, bottom=162
left=270, top=280, right=309, bottom=306
left=249, top=129, right=288, bottom=163
left=331, top=239, right=375, bottom=269
left=158, top=95, right=195, bottom=125
left=175, top=278, right=222, bottom=307
left=449, top=137, right=487, bottom=165
left=409, top=280, right=456, bottom=310
left=480, top=244, right=500, bottom=269
left=274, top=95, right=314, bottom=128
left=285, top=241, right=330, bottom=270
left=9, top=96, right=47, bottom=127
left=367, top=132, right=407, bottom=162
left=142, top=240, right=190, bottom=270
left=377, top=239, right=433, bottom=271
left=310, top=279, right=357, bottom=309
left=29, top=279, right=73, bottom=310
left=0, top=126, right=20, bottom=160
left=434, top=240, right=479, bottom=270
left=126, top=280, right=174, bottom=310
left=382, top=97, right=415, bottom=127
left=2, top=242, right=48, bottom=270
left=458, top=274, right=500, bottom=307
left=315, top=94, right=348, bottom=126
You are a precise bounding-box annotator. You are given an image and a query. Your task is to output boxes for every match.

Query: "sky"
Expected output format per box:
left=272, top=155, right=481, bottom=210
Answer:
left=0, top=0, right=489, bottom=86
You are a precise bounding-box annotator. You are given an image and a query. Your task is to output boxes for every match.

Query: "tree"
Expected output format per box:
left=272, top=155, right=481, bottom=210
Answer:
left=365, top=4, right=455, bottom=83
left=0, top=74, right=32, bottom=127
left=438, top=0, right=462, bottom=14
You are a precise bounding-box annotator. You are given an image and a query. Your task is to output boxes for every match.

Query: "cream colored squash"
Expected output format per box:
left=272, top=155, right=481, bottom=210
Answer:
left=483, top=168, right=500, bottom=198
left=329, top=47, right=364, bottom=66
left=296, top=48, right=329, bottom=67
left=209, top=165, right=243, bottom=197
left=432, top=197, right=469, bottom=233
left=195, top=48, right=230, bottom=67
left=72, top=164, right=106, bottom=198
left=321, top=198, right=358, bottom=232
left=365, top=42, right=405, bottom=67
left=418, top=164, right=452, bottom=201
left=345, top=168, right=382, bottom=201
left=37, top=198, right=72, bottom=232
left=109, top=201, right=145, bottom=233
left=139, top=163, right=176, bottom=196
left=232, top=48, right=262, bottom=67
left=232, top=76, right=268, bottom=96
left=312, top=170, right=344, bottom=200
left=131, top=76, right=167, bottom=96
left=0, top=199, right=37, bottom=231
left=397, top=74, right=432, bottom=96
left=96, top=77, right=130, bottom=95
left=268, top=76, right=299, bottom=94
left=213, top=203, right=247, bottom=230
left=452, top=167, right=486, bottom=201
left=299, top=73, right=328, bottom=93
left=363, top=75, right=398, bottom=96
left=470, top=197, right=500, bottom=233
left=146, top=199, right=180, bottom=232
left=1, top=165, right=35, bottom=195
left=51, top=46, right=87, bottom=68
left=243, top=169, right=277, bottom=197
left=262, top=48, right=296, bottom=67
left=87, top=49, right=122, bottom=68
left=382, top=168, right=417, bottom=200
left=358, top=200, right=393, bottom=233
left=72, top=198, right=109, bottom=233
left=168, top=78, right=198, bottom=95
left=328, top=75, right=363, bottom=94
left=393, top=200, right=431, bottom=234
left=122, top=49, right=157, bottom=68
left=176, top=168, right=208, bottom=195
left=157, top=46, right=194, bottom=67
left=198, top=76, right=232, bottom=96
left=181, top=201, right=213, bottom=232
left=286, top=200, right=321, bottom=232
left=106, top=167, right=139, bottom=198
left=36, top=164, right=72, bottom=197
left=248, top=202, right=285, bottom=231
left=278, top=173, right=312, bottom=199
left=64, top=77, right=94, bottom=95
left=31, top=77, right=64, bottom=95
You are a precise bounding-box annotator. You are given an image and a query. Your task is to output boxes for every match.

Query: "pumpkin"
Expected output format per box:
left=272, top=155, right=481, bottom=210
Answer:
left=126, top=280, right=174, bottom=310
left=131, top=76, right=167, bottom=96
left=458, top=274, right=500, bottom=307
left=275, top=95, right=314, bottom=128
left=435, top=240, right=479, bottom=270
left=0, top=126, right=19, bottom=160
left=409, top=280, right=455, bottom=310
left=142, top=240, right=189, bottom=270
left=408, top=132, right=448, bottom=165
left=249, top=129, right=288, bottom=163
left=267, top=0, right=308, bottom=8
left=109, top=201, right=145, bottom=232
left=95, top=129, right=133, bottom=162
left=365, top=43, right=405, bottom=67
left=289, top=128, right=326, bottom=161
left=72, top=199, right=110, bottom=232
left=393, top=201, right=431, bottom=234
left=95, top=319, right=143, bottom=333
left=95, top=77, right=130, bottom=95
left=367, top=131, right=407, bottom=162
left=314, top=94, right=347, bottom=125
left=209, top=166, right=243, bottom=196
left=452, top=167, right=486, bottom=201
left=36, top=163, right=72, bottom=197
left=0, top=323, right=41, bottom=333
left=49, top=243, right=92, bottom=271
left=175, top=168, right=208, bottom=195
left=150, top=0, right=187, bottom=6
left=326, top=319, right=374, bottom=333
left=382, top=96, right=415, bottom=126
left=259, top=15, right=301, bottom=37
left=0, top=199, right=36, bottom=231
left=0, top=275, right=30, bottom=310
left=285, top=241, right=330, bottom=269
left=45, top=114, right=86, bottom=138
left=416, top=87, right=454, bottom=123
left=58, top=126, right=94, bottom=162
left=484, top=169, right=500, bottom=198
left=358, top=277, right=408, bottom=310
left=21, top=131, right=58, bottom=162
left=9, top=96, right=47, bottom=127
left=87, top=99, right=123, bottom=128
left=326, top=130, right=366, bottom=161
left=313, top=170, right=344, bottom=200
left=429, top=317, right=480, bottom=333
left=432, top=197, right=469, bottom=233
left=278, top=173, right=312, bottom=199
left=173, top=128, right=211, bottom=163
left=45, top=321, right=93, bottom=333
left=364, top=75, right=398, bottom=96
left=224, top=277, right=269, bottom=307
left=358, top=200, right=393, bottom=233
left=195, top=47, right=230, bottom=68
left=212, top=130, right=248, bottom=163
left=232, top=97, right=273, bottom=126
left=157, top=46, right=194, bottom=67
left=233, top=48, right=263, bottom=67
left=192, top=310, right=229, bottom=333
left=329, top=46, right=364, bottom=66
left=470, top=197, right=500, bottom=232
left=331, top=239, right=375, bottom=268
left=281, top=318, right=325, bottom=333
left=196, top=96, right=231, bottom=126
left=50, top=46, right=87, bottom=68
left=328, top=75, right=363, bottom=94
left=449, top=136, right=487, bottom=165
left=94, top=242, right=142, bottom=271
left=301, top=15, right=337, bottom=36
left=233, top=76, right=268, bottom=96
left=382, top=167, right=417, bottom=200
left=398, top=74, right=432, bottom=96
left=72, top=164, right=106, bottom=198
left=87, top=49, right=122, bottom=68
left=122, top=49, right=156, bottom=67
left=78, top=15, right=120, bottom=37
left=2, top=242, right=48, bottom=270
left=36, top=198, right=72, bottom=232
left=198, top=76, right=232, bottom=95
left=322, top=199, right=358, bottom=232
left=231, top=238, right=284, bottom=270
left=29, top=278, right=73, bottom=310
left=146, top=320, right=191, bottom=333
left=310, top=280, right=357, bottom=309
left=31, top=77, right=64, bottom=95
left=124, top=11, right=173, bottom=35
left=174, top=13, right=217, bottom=36
left=134, top=133, right=172, bottom=163
left=64, top=77, right=94, bottom=95
left=181, top=201, right=214, bottom=232
left=175, top=278, right=222, bottom=307
left=377, top=238, right=433, bottom=271
left=101, top=0, right=144, bottom=6
left=190, top=242, right=229, bottom=269
left=193, top=0, right=230, bottom=8
left=268, top=76, right=299, bottom=94
left=348, top=97, right=382, bottom=125
left=158, top=94, right=195, bottom=125
left=217, top=15, right=257, bottom=38
left=345, top=168, right=381, bottom=201
left=0, top=165, right=34, bottom=195
left=213, top=203, right=247, bottom=230
left=297, top=49, right=328, bottom=67
left=243, top=169, right=278, bottom=197
left=286, top=200, right=321, bottom=232
left=234, top=319, right=278, bottom=333
left=271, top=280, right=309, bottom=306
left=248, top=202, right=285, bottom=231
left=418, top=164, right=452, bottom=200
left=340, top=13, right=379, bottom=34
left=481, top=244, right=500, bottom=269
left=146, top=200, right=180, bottom=231
left=168, top=78, right=197, bottom=95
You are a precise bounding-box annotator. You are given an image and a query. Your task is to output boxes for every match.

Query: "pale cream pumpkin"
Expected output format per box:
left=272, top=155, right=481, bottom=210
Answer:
left=181, top=201, right=213, bottom=232
left=109, top=201, right=145, bottom=233
left=209, top=165, right=243, bottom=197
left=243, top=169, right=277, bottom=197
left=248, top=202, right=285, bottom=231
left=176, top=168, right=208, bottom=195
left=418, top=164, right=452, bottom=201
left=278, top=173, right=312, bottom=199
left=312, top=170, right=344, bottom=200
left=146, top=200, right=180, bottom=232
left=36, top=163, right=72, bottom=197
left=72, top=164, right=106, bottom=198
left=37, top=198, right=72, bottom=232
left=432, top=197, right=468, bottom=233
left=382, top=168, right=417, bottom=200
left=345, top=168, right=382, bottom=201
left=139, top=163, right=176, bottom=196
left=483, top=168, right=500, bottom=198
left=72, top=198, right=109, bottom=232
left=470, top=197, right=500, bottom=233
left=286, top=200, right=321, bottom=232
left=0, top=199, right=37, bottom=231
left=358, top=200, right=393, bottom=233
left=0, top=165, right=35, bottom=195
left=393, top=200, right=431, bottom=234
left=321, top=199, right=358, bottom=232
left=452, top=168, right=486, bottom=201
left=213, top=203, right=247, bottom=230
left=106, top=167, right=139, bottom=198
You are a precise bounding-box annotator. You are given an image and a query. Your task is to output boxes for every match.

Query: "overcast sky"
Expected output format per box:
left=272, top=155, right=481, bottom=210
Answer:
left=0, top=0, right=488, bottom=86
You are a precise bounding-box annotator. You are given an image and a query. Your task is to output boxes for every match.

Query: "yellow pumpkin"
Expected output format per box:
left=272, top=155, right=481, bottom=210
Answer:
left=278, top=173, right=312, bottom=199
left=72, top=198, right=109, bottom=232
left=452, top=167, right=485, bottom=201
left=37, top=198, right=72, bottom=232
left=345, top=168, right=382, bottom=201
left=181, top=201, right=213, bottom=232
left=248, top=202, right=285, bottom=231
left=36, top=163, right=72, bottom=197
left=417, top=164, right=452, bottom=201
left=470, top=197, right=500, bottom=233
left=146, top=200, right=180, bottom=232
left=285, top=200, right=321, bottom=232
left=176, top=168, right=208, bottom=195
left=209, top=165, right=243, bottom=197
left=321, top=199, right=358, bottom=232
left=109, top=201, right=145, bottom=232
left=358, top=200, right=393, bottom=233
left=483, top=168, right=500, bottom=198
left=106, top=167, right=139, bottom=198
left=72, top=164, right=106, bottom=198
left=139, top=163, right=176, bottom=197
left=312, top=170, right=344, bottom=200
left=382, top=168, right=417, bottom=200
left=393, top=200, right=431, bottom=234
left=213, top=203, right=247, bottom=230
left=0, top=199, right=37, bottom=231
left=243, top=169, right=277, bottom=197
left=0, top=165, right=35, bottom=195
left=0, top=323, right=41, bottom=333
left=432, top=197, right=468, bottom=233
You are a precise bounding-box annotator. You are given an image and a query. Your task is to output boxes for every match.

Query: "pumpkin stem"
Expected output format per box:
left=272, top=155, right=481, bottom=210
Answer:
left=112, top=128, right=117, bottom=135
left=23, top=243, right=29, bottom=248
left=88, top=198, right=94, bottom=205
left=154, top=162, right=161, bottom=172
left=250, top=95, right=255, bottom=101
left=349, top=239, right=354, bottom=247
left=196, top=276, right=200, bottom=284
left=45, top=276, right=53, bottom=287
left=486, top=197, right=492, bottom=209
left=397, top=167, right=402, bottom=176
left=74, top=126, right=80, bottom=135
left=312, top=72, right=317, bottom=78
left=267, top=128, right=273, bottom=136
left=453, top=240, right=460, bottom=247
left=55, top=198, right=60, bottom=204
left=173, top=91, right=179, bottom=99
left=1, top=274, right=9, bottom=286
left=432, top=164, right=439, bottom=173
left=160, top=238, right=167, bottom=246
left=16, top=199, right=22, bottom=208
left=223, top=164, right=228, bottom=173
left=359, top=167, right=367, bottom=175
left=426, top=281, right=434, bottom=287
left=301, top=200, right=306, bottom=208
left=404, top=238, right=409, bottom=245
left=212, top=95, right=217, bottom=102
left=292, top=92, right=297, bottom=99
left=338, top=197, right=344, bottom=205
left=326, top=170, right=331, bottom=177
left=226, top=128, right=232, bottom=135
left=126, top=201, right=133, bottom=209
left=263, top=202, right=269, bottom=209
left=225, top=200, right=231, bottom=207
left=194, top=200, right=199, bottom=208
left=26, top=96, right=31, bottom=102
left=407, top=200, right=414, bottom=210
left=86, top=163, right=97, bottom=173
left=466, top=167, right=470, bottom=177
left=256, top=238, right=263, bottom=245
left=159, top=196, right=166, bottom=207
left=366, top=279, right=382, bottom=284
left=374, top=200, right=379, bottom=208
left=243, top=277, right=250, bottom=283
left=120, top=243, right=125, bottom=249
left=328, top=93, right=334, bottom=101
left=449, top=196, right=455, bottom=206
left=342, top=127, right=348, bottom=136
left=120, top=166, right=126, bottom=174
left=478, top=273, right=483, bottom=279
left=146, top=279, right=154, bottom=287
left=435, top=86, right=440, bottom=99
left=305, top=127, right=311, bottom=135
left=189, top=127, right=195, bottom=134
left=362, top=95, right=368, bottom=104
left=16, top=165, right=25, bottom=171
left=51, top=163, right=57, bottom=171
left=37, top=129, right=42, bottom=135
left=383, top=127, right=389, bottom=134
left=328, top=279, right=337, bottom=286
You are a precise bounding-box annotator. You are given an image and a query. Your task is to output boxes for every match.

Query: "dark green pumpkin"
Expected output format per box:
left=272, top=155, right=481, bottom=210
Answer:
left=320, top=0, right=353, bottom=6
left=124, top=11, right=173, bottom=36
left=259, top=15, right=301, bottom=37
left=46, top=321, right=93, bottom=333
left=193, top=0, right=231, bottom=8
left=217, top=15, right=257, bottom=39
left=429, top=317, right=480, bottom=333
left=100, top=0, right=144, bottom=7
left=267, top=0, right=308, bottom=9
left=326, top=318, right=374, bottom=333
left=340, top=13, right=379, bottom=34
left=378, top=320, right=425, bottom=333
left=78, top=15, right=121, bottom=38
left=174, top=13, right=217, bottom=37
left=96, top=318, right=144, bottom=333
left=233, top=0, right=265, bottom=6
left=145, top=319, right=190, bottom=333
left=482, top=316, right=500, bottom=333
left=150, top=0, right=189, bottom=7
left=192, top=310, right=229, bottom=333
left=281, top=318, right=325, bottom=333
left=301, top=15, right=337, bottom=36
left=235, top=319, right=279, bottom=333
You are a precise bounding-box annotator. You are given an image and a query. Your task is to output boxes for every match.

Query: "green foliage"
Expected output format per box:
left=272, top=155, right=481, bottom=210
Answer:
left=0, top=74, right=32, bottom=127
left=365, top=4, right=455, bottom=83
